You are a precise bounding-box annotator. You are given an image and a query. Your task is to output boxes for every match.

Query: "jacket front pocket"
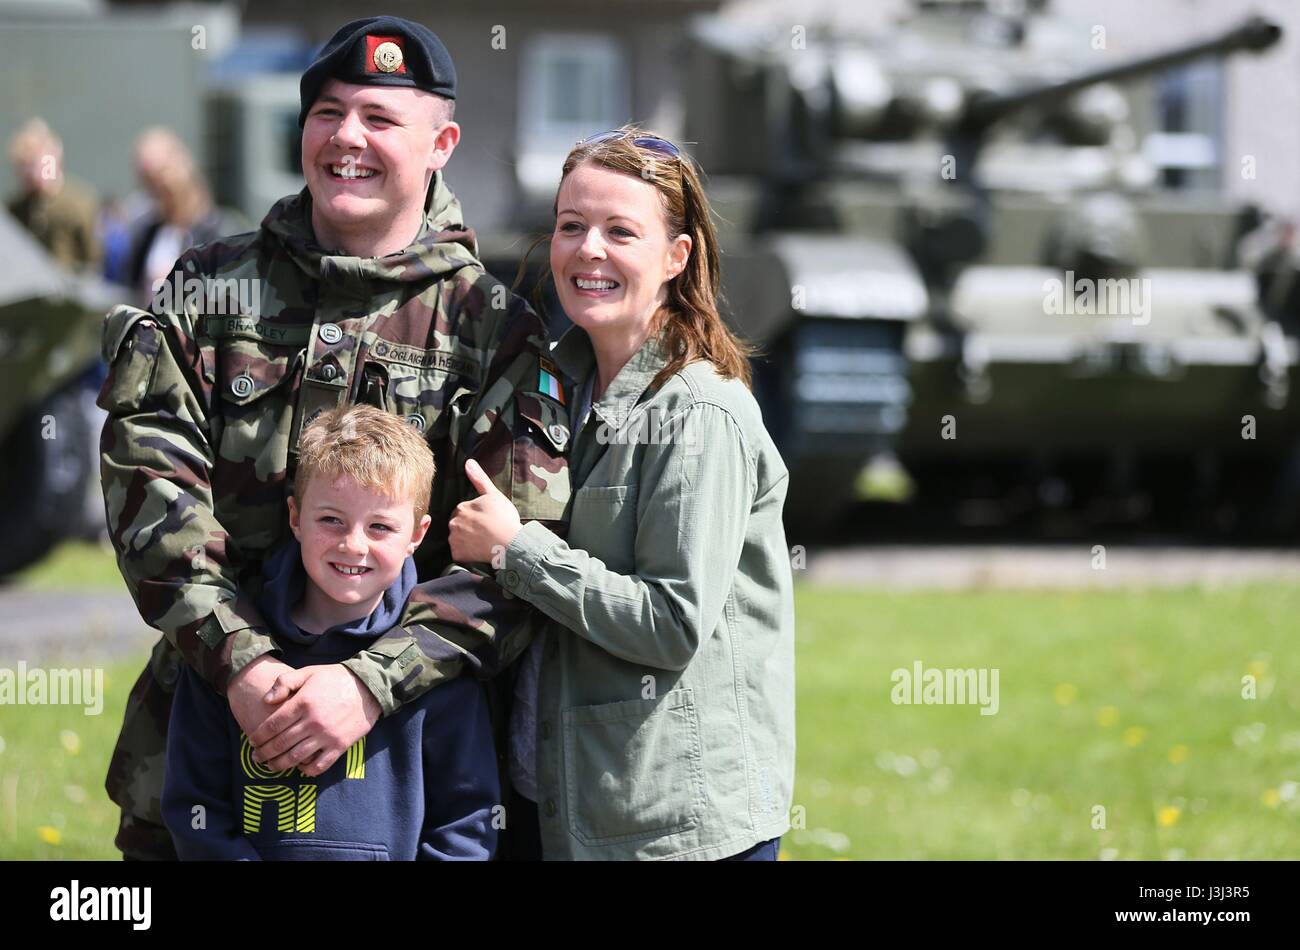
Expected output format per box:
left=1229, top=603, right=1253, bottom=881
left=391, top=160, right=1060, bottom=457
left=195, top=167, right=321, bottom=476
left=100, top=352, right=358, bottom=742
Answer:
left=563, top=689, right=704, bottom=846
left=211, top=339, right=301, bottom=553
left=261, top=837, right=391, bottom=861
left=568, top=484, right=635, bottom=573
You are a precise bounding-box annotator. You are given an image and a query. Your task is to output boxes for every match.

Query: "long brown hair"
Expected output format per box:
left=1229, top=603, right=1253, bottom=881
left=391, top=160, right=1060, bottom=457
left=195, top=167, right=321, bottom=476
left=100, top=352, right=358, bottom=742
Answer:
left=520, top=125, right=753, bottom=390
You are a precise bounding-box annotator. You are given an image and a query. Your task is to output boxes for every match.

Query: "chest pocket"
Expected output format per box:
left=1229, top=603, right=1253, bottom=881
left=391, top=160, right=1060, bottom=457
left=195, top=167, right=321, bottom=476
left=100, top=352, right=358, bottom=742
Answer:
left=567, top=484, right=636, bottom=573
left=368, top=355, right=476, bottom=444
left=510, top=392, right=572, bottom=526
left=210, top=339, right=302, bottom=554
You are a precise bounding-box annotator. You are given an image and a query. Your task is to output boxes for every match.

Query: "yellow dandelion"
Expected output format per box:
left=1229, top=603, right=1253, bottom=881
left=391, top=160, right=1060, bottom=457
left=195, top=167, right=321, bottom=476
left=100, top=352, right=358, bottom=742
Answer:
left=59, top=730, right=81, bottom=755
left=1262, top=788, right=1282, bottom=808
left=1097, top=706, right=1120, bottom=727
left=777, top=850, right=791, bottom=861
left=1168, top=745, right=1189, bottom=764
left=38, top=826, right=61, bottom=846
left=1123, top=726, right=1147, bottom=747
left=1157, top=806, right=1181, bottom=827
left=1054, top=683, right=1078, bottom=705
left=1247, top=660, right=1267, bottom=680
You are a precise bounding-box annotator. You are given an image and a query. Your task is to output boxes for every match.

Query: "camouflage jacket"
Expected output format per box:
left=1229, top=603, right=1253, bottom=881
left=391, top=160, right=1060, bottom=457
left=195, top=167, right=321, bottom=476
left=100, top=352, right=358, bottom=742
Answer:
left=99, top=173, right=571, bottom=816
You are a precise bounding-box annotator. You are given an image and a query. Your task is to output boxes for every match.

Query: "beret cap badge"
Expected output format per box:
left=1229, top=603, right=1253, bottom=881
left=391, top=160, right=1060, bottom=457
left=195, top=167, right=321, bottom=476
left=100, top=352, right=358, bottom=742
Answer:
left=373, top=39, right=404, bottom=73
left=298, top=16, right=457, bottom=127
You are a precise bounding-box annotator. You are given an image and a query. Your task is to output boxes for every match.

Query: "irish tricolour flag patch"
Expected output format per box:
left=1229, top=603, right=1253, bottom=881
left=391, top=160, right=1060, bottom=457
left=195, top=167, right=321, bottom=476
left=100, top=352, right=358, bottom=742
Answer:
left=538, top=358, right=564, bottom=404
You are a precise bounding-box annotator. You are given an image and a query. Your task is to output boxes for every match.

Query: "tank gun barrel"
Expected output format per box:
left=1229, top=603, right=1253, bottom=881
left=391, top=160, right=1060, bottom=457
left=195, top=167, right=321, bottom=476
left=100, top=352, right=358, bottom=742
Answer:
left=962, top=16, right=1281, bottom=133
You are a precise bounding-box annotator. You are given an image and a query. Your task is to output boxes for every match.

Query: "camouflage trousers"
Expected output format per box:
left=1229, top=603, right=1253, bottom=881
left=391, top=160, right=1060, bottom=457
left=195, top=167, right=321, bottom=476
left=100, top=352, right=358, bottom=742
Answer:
left=106, top=637, right=180, bottom=860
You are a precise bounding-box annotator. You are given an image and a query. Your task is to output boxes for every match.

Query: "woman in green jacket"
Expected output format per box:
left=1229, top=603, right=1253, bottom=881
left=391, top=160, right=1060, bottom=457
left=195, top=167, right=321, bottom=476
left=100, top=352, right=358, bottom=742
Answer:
left=449, top=127, right=795, bottom=860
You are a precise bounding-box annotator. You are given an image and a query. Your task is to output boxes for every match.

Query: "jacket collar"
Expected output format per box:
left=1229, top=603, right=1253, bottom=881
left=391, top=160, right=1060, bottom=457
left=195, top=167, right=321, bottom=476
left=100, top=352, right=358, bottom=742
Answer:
left=261, top=170, right=481, bottom=290
left=551, top=326, right=669, bottom=431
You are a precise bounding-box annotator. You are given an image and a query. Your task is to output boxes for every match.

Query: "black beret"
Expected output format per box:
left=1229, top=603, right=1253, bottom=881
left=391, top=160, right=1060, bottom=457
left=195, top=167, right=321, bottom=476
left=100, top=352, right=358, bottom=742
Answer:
left=299, top=16, right=457, bottom=127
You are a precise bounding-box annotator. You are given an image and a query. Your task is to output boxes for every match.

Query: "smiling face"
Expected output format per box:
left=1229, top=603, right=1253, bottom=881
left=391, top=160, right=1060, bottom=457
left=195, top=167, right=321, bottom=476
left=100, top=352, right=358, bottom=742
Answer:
left=287, top=472, right=431, bottom=631
left=551, top=161, right=691, bottom=347
left=301, top=78, right=459, bottom=255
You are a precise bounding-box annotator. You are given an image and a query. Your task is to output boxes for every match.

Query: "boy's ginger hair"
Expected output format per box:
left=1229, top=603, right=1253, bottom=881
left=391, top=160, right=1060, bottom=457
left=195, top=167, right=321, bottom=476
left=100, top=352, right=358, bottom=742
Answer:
left=294, top=405, right=435, bottom=522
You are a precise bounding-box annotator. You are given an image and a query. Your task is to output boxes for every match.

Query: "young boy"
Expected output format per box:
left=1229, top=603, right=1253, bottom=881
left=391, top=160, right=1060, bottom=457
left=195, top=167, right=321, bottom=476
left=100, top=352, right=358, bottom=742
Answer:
left=161, top=405, right=500, bottom=860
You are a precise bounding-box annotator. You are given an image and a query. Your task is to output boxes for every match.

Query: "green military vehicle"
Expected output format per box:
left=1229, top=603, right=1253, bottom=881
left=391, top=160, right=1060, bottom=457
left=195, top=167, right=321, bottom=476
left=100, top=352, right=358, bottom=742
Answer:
left=0, top=211, right=120, bottom=575
left=682, top=2, right=1294, bottom=534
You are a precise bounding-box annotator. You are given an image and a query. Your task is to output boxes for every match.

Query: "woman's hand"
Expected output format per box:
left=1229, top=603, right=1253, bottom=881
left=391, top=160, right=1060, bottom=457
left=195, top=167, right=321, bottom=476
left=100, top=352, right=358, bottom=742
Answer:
left=449, top=458, right=524, bottom=565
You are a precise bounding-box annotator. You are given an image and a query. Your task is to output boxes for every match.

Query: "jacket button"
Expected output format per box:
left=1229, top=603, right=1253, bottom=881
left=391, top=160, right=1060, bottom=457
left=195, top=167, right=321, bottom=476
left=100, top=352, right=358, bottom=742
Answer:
left=503, top=569, right=521, bottom=588
left=407, top=413, right=425, bottom=433
left=540, top=721, right=552, bottom=740
left=321, top=363, right=338, bottom=381
left=544, top=799, right=557, bottom=818
left=230, top=374, right=254, bottom=398
left=319, top=322, right=343, bottom=344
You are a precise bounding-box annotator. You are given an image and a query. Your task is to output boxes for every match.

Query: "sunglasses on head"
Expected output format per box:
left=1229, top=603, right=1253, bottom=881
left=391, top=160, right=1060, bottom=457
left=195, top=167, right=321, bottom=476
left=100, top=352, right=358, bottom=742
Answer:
left=579, top=130, right=682, bottom=160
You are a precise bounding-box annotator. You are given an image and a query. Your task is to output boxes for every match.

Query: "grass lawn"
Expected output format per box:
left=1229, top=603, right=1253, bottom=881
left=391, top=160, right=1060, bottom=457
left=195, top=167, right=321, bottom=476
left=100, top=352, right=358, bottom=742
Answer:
left=1, top=543, right=1296, bottom=859
left=784, top=583, right=1300, bottom=860
left=13, top=540, right=124, bottom=590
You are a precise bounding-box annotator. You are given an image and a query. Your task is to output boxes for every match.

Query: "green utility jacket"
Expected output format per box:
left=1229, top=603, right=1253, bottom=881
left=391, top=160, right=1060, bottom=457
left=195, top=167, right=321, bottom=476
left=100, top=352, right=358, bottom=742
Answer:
left=499, top=328, right=796, bottom=860
left=98, top=173, right=570, bottom=835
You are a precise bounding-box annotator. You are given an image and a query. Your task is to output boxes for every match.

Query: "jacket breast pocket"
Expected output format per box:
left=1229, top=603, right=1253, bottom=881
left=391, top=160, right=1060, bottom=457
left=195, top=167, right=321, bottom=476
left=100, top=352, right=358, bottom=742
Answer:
left=370, top=356, right=474, bottom=443
left=509, top=392, right=571, bottom=525
left=210, top=339, right=301, bottom=553
left=563, top=689, right=704, bottom=846
left=568, top=484, right=636, bottom=573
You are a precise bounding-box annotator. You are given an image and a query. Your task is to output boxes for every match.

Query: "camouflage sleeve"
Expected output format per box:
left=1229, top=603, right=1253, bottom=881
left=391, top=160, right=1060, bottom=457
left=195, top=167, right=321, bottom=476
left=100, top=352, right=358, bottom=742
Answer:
left=98, top=297, right=279, bottom=694
left=342, top=289, right=569, bottom=714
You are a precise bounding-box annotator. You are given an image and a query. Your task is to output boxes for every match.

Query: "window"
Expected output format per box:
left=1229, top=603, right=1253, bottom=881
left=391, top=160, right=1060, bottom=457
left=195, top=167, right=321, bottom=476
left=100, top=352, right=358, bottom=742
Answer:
left=517, top=34, right=629, bottom=195
left=1148, top=61, right=1224, bottom=191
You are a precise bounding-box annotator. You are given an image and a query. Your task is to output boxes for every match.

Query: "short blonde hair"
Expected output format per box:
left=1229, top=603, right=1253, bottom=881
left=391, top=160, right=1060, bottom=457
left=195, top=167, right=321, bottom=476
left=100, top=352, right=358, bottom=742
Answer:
left=294, top=405, right=435, bottom=522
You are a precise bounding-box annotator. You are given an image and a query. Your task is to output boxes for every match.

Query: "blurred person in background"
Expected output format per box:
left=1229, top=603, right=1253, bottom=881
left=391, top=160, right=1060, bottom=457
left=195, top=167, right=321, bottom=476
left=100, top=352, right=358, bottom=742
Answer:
left=123, top=126, right=246, bottom=304
left=6, top=117, right=102, bottom=272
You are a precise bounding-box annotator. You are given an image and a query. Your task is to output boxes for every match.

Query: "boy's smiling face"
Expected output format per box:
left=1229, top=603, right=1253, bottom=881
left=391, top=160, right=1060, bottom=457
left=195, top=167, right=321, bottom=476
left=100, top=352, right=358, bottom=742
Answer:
left=287, top=472, right=431, bottom=631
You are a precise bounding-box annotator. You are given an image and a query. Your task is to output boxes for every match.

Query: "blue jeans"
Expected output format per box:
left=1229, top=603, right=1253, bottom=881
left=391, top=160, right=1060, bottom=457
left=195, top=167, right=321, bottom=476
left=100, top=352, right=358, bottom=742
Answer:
left=720, top=837, right=780, bottom=861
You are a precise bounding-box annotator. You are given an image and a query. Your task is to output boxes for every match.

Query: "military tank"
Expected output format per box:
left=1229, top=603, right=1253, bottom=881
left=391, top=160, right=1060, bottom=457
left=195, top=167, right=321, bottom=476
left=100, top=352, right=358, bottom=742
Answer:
left=685, top=2, right=1294, bottom=535
left=0, top=211, right=119, bottom=576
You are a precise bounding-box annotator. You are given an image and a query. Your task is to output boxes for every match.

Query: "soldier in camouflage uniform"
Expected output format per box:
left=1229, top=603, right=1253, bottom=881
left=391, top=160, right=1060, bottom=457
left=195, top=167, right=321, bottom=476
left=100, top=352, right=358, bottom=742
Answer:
left=99, top=16, right=571, bottom=859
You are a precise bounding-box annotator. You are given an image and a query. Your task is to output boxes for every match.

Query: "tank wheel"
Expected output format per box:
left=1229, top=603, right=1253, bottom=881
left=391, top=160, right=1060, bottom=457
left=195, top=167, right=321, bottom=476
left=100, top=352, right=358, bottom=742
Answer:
left=782, top=457, right=866, bottom=541
left=0, top=383, right=98, bottom=578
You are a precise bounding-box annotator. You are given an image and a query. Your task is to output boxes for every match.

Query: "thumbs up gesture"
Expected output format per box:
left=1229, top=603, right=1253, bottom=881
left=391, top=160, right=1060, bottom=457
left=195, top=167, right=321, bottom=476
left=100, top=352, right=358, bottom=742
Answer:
left=449, top=458, right=523, bottom=565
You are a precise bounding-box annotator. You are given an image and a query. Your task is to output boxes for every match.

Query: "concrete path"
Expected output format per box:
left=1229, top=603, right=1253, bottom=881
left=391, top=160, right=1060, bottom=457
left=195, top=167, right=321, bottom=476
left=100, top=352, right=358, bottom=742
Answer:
left=2, top=545, right=1300, bottom=661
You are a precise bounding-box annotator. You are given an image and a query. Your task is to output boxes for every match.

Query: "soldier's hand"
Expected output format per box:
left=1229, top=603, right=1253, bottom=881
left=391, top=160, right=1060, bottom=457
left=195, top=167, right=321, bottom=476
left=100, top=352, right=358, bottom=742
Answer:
left=449, top=458, right=523, bottom=564
left=227, top=654, right=295, bottom=737
left=246, top=664, right=382, bottom=777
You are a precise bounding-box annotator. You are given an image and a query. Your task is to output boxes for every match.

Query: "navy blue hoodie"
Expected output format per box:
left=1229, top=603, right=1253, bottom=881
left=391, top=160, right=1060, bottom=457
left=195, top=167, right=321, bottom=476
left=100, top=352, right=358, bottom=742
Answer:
left=161, top=538, right=500, bottom=860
